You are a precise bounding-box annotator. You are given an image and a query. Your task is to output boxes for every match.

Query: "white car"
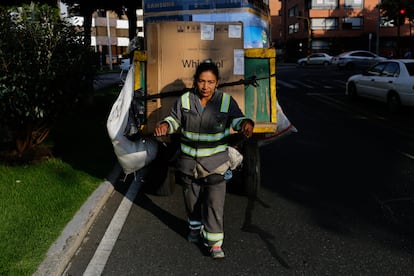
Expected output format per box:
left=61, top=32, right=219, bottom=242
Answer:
left=346, top=59, right=414, bottom=112
left=332, top=50, right=387, bottom=69
left=120, top=58, right=131, bottom=71
left=297, top=53, right=333, bottom=66
left=119, top=58, right=131, bottom=83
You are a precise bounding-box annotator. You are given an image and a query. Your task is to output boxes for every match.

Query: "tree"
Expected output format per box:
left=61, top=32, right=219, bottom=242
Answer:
left=62, top=0, right=96, bottom=47
left=4, top=0, right=143, bottom=50
left=62, top=0, right=143, bottom=46
left=124, top=0, right=140, bottom=40
left=0, top=4, right=94, bottom=159
left=380, top=0, right=414, bottom=26
left=0, top=0, right=57, bottom=6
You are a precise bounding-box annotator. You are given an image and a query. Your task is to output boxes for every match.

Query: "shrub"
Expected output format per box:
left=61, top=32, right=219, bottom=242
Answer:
left=0, top=4, right=95, bottom=159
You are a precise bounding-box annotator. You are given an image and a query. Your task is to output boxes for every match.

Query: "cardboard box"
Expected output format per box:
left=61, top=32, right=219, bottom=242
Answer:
left=144, top=21, right=245, bottom=132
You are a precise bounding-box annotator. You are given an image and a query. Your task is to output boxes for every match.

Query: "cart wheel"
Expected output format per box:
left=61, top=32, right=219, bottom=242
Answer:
left=148, top=139, right=179, bottom=196
left=155, top=166, right=176, bottom=196
left=242, top=140, right=261, bottom=197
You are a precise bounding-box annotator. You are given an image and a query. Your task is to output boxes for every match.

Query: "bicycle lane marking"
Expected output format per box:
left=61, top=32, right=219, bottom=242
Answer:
left=83, top=176, right=143, bottom=276
left=309, top=93, right=414, bottom=160
left=276, top=79, right=297, bottom=89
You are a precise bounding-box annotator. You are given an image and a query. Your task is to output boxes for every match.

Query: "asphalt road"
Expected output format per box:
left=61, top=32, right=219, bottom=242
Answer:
left=93, top=72, right=124, bottom=90
left=63, top=64, right=414, bottom=275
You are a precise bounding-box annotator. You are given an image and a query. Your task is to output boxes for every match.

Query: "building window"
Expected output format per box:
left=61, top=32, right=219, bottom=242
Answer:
left=311, top=18, right=338, bottom=30
left=344, top=0, right=363, bottom=9
left=312, top=40, right=330, bottom=50
left=288, top=5, right=299, bottom=17
left=288, top=23, right=299, bottom=34
left=97, top=9, right=106, bottom=17
left=342, top=17, right=363, bottom=30
left=311, top=0, right=339, bottom=9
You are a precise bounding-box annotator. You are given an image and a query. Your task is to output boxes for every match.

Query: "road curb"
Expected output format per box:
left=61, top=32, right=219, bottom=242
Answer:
left=34, top=164, right=121, bottom=276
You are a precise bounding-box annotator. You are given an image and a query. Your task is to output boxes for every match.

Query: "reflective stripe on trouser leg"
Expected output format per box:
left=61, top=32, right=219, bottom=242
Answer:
left=202, top=227, right=224, bottom=247
left=201, top=173, right=226, bottom=247
left=188, top=219, right=202, bottom=231
left=180, top=173, right=202, bottom=227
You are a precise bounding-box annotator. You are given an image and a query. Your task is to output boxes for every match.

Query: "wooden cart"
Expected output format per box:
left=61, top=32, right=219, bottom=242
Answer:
left=131, top=44, right=277, bottom=198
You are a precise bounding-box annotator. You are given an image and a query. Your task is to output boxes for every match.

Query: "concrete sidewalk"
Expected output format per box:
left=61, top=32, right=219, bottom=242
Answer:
left=93, top=72, right=123, bottom=90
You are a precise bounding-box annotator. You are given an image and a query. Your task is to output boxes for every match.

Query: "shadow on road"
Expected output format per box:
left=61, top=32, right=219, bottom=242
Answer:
left=241, top=196, right=291, bottom=269
left=134, top=191, right=188, bottom=240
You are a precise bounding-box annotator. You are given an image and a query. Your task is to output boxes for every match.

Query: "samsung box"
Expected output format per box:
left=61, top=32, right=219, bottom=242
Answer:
left=144, top=0, right=270, bottom=49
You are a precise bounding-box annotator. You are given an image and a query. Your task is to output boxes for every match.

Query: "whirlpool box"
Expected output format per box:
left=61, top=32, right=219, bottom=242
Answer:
left=145, top=21, right=245, bottom=131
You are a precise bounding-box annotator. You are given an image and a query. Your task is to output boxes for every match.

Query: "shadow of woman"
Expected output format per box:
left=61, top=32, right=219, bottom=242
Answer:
left=242, top=196, right=291, bottom=269
left=134, top=191, right=187, bottom=240
left=134, top=190, right=211, bottom=256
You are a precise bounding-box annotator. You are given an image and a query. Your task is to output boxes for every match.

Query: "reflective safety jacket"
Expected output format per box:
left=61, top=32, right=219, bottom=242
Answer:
left=162, top=89, right=251, bottom=176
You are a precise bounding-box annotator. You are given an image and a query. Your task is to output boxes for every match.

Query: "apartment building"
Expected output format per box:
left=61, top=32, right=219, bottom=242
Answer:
left=61, top=0, right=412, bottom=65
left=272, top=0, right=414, bottom=61
left=59, top=2, right=144, bottom=69
left=91, top=9, right=144, bottom=68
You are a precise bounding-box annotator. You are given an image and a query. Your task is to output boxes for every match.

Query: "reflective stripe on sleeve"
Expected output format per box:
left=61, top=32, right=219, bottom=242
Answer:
left=164, top=116, right=180, bottom=133
left=231, top=117, right=247, bottom=130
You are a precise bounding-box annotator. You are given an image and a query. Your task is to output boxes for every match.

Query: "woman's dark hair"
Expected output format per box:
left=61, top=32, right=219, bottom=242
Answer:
left=194, top=59, right=220, bottom=82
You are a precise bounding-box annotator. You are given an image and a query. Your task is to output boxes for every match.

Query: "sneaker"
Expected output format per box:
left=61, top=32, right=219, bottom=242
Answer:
left=187, top=230, right=200, bottom=243
left=210, top=245, right=225, bottom=259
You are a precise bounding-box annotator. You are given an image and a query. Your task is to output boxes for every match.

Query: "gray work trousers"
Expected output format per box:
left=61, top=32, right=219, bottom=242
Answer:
left=180, top=173, right=226, bottom=245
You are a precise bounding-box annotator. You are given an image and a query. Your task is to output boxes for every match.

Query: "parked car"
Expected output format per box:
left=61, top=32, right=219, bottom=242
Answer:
left=346, top=59, right=414, bottom=112
left=120, top=58, right=131, bottom=71
left=297, top=53, right=333, bottom=66
left=332, top=50, right=387, bottom=69
left=119, top=58, right=131, bottom=83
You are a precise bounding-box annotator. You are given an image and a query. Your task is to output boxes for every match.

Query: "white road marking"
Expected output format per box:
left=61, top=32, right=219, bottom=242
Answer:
left=310, top=94, right=414, bottom=140
left=399, top=151, right=414, bottom=160
left=291, top=80, right=314, bottom=88
left=277, top=79, right=297, bottom=89
left=308, top=93, right=368, bottom=119
left=306, top=93, right=343, bottom=96
left=83, top=176, right=142, bottom=276
left=333, top=79, right=346, bottom=85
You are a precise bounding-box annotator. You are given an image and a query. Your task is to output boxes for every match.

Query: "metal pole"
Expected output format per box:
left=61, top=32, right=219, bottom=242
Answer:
left=106, top=10, right=113, bottom=71
left=369, top=33, right=372, bottom=52
left=376, top=0, right=381, bottom=55
left=296, top=16, right=311, bottom=56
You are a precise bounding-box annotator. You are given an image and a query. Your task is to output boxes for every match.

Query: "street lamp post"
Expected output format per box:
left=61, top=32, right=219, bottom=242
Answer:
left=106, top=10, right=113, bottom=71
left=376, top=0, right=381, bottom=55
left=296, top=16, right=311, bottom=56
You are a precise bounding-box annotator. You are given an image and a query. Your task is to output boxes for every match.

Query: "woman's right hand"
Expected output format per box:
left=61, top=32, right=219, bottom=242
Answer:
left=154, top=122, right=169, bottom=136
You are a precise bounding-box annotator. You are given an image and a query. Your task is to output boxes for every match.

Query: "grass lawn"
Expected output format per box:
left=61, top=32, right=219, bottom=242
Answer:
left=0, top=82, right=120, bottom=275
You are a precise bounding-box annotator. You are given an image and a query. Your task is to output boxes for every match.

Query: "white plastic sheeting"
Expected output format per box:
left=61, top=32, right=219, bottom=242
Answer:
left=107, top=67, right=158, bottom=175
left=257, top=100, right=297, bottom=147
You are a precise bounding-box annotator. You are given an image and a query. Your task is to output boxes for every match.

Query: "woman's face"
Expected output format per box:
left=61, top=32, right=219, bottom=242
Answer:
left=196, top=71, right=218, bottom=99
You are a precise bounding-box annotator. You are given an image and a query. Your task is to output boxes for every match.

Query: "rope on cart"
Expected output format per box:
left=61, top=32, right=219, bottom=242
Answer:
left=140, top=74, right=276, bottom=100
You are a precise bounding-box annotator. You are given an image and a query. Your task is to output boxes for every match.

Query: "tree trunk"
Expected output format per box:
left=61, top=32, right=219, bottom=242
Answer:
left=81, top=6, right=94, bottom=47
left=126, top=4, right=138, bottom=40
